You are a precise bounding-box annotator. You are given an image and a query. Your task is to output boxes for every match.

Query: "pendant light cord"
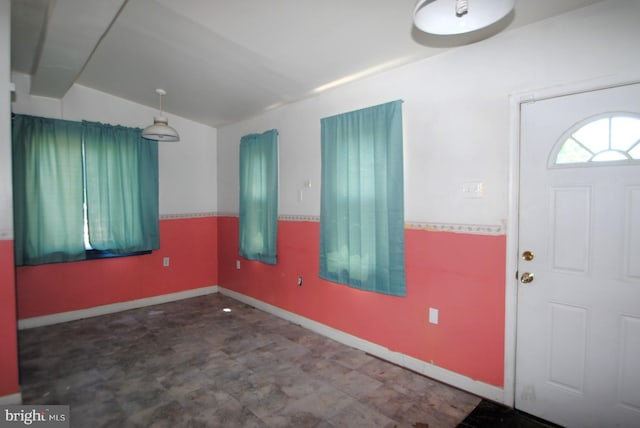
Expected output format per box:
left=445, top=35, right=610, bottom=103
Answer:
left=155, top=88, right=167, bottom=115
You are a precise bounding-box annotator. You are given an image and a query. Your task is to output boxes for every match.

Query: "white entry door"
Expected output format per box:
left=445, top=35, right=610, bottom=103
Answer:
left=516, top=83, right=640, bottom=427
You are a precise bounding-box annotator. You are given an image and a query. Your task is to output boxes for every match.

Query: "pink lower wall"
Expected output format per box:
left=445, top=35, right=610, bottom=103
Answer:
left=0, top=239, right=19, bottom=397
left=16, top=217, right=218, bottom=319
left=15, top=214, right=506, bottom=388
left=218, top=216, right=506, bottom=387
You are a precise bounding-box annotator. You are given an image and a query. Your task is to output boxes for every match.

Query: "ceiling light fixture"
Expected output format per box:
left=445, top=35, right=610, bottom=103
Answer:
left=413, top=0, right=515, bottom=35
left=142, top=88, right=180, bottom=142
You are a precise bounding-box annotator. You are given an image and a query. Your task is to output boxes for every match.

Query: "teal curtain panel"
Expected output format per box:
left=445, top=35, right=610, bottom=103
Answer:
left=83, top=121, right=159, bottom=253
left=239, top=129, right=279, bottom=265
left=12, top=115, right=86, bottom=265
left=319, top=100, right=406, bottom=296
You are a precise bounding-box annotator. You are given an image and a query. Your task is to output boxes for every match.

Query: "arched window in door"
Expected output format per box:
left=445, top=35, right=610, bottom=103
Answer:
left=551, top=113, right=640, bottom=166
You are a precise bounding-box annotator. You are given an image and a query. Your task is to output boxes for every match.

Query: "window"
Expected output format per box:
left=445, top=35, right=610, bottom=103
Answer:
left=12, top=115, right=159, bottom=266
left=319, top=100, right=406, bottom=296
left=552, top=113, right=640, bottom=166
left=239, top=129, right=278, bottom=264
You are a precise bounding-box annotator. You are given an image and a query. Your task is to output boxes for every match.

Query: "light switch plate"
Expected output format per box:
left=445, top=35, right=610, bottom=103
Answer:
left=461, top=182, right=484, bottom=198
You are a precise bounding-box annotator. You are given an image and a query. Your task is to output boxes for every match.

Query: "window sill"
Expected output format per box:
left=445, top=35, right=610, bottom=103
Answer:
left=85, top=249, right=151, bottom=260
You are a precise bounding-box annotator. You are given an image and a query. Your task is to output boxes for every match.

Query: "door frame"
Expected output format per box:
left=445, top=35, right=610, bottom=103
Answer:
left=503, top=73, right=640, bottom=408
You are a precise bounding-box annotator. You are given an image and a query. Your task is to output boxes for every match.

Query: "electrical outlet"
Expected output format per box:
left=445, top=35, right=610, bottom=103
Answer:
left=297, top=275, right=303, bottom=286
left=236, top=260, right=241, bottom=270
left=429, top=307, right=439, bottom=325
left=163, top=257, right=170, bottom=267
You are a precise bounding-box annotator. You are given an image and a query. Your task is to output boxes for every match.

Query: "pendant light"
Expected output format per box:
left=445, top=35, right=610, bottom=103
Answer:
left=142, top=88, right=180, bottom=142
left=413, top=0, right=515, bottom=35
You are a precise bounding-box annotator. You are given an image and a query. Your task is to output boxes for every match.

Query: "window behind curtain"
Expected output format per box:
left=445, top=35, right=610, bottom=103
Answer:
left=319, top=100, right=406, bottom=296
left=239, top=129, right=278, bottom=264
left=12, top=114, right=159, bottom=266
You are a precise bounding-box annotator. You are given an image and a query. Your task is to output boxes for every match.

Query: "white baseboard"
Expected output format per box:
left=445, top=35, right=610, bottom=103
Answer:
left=220, top=287, right=505, bottom=404
left=0, top=393, right=22, bottom=405
left=18, top=285, right=219, bottom=330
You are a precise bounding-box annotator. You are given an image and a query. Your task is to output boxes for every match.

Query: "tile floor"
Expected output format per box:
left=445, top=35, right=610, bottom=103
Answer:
left=19, top=293, right=486, bottom=427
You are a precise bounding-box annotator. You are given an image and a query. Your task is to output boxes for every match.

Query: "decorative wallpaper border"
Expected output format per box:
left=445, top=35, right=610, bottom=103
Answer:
left=279, top=214, right=320, bottom=223
left=4, top=215, right=504, bottom=239
left=160, top=212, right=217, bottom=220
left=405, top=221, right=505, bottom=235
left=201, top=212, right=506, bottom=236
left=215, top=212, right=241, bottom=218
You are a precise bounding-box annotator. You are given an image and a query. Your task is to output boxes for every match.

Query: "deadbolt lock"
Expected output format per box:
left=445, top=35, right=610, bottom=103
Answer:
left=522, top=250, right=535, bottom=261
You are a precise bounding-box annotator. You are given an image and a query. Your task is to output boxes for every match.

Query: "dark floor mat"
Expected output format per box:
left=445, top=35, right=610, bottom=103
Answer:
left=457, top=400, right=562, bottom=428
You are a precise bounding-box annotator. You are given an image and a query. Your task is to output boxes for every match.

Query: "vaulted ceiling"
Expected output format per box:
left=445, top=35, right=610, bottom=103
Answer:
left=11, top=0, right=602, bottom=128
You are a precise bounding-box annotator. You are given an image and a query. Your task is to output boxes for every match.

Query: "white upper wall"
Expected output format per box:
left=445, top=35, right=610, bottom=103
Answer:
left=0, top=0, right=11, bottom=238
left=217, top=0, right=640, bottom=226
left=11, top=72, right=218, bottom=216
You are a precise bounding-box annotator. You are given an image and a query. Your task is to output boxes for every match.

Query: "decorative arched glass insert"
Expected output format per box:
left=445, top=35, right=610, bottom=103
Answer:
left=551, top=113, right=640, bottom=166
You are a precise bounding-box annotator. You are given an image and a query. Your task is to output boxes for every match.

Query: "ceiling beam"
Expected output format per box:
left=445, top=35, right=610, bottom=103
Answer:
left=30, top=0, right=125, bottom=98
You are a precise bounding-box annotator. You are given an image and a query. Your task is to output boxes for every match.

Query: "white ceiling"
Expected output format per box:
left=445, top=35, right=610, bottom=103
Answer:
left=11, top=0, right=603, bottom=128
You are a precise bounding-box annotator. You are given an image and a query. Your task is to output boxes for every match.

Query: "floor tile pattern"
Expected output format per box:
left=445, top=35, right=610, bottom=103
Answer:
left=19, top=293, right=481, bottom=427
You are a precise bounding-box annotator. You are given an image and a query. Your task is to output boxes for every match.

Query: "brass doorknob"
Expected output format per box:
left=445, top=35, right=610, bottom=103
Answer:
left=520, top=272, right=534, bottom=284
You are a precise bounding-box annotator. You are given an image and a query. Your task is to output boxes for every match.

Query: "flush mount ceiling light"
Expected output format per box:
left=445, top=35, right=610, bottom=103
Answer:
left=142, top=88, right=180, bottom=142
left=413, top=0, right=515, bottom=35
